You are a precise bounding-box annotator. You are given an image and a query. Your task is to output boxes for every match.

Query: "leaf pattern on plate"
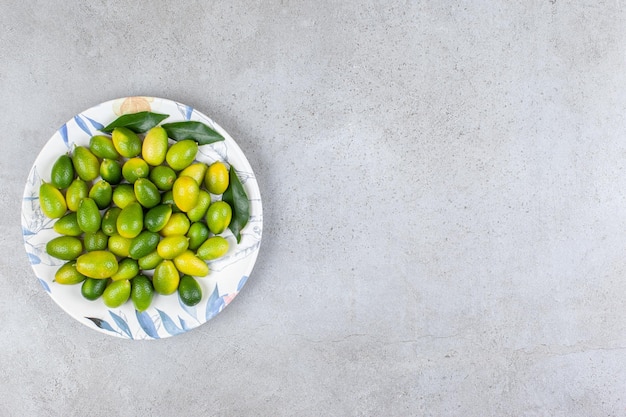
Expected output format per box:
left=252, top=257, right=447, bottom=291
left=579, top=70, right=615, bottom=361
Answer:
left=179, top=317, right=190, bottom=331
left=85, top=316, right=117, bottom=334
left=109, top=311, right=133, bottom=339
left=156, top=309, right=184, bottom=336
left=84, top=115, right=104, bottom=132
left=58, top=124, right=69, bottom=148
left=237, top=275, right=249, bottom=292
left=38, top=278, right=51, bottom=293
left=205, top=285, right=225, bottom=321
left=22, top=167, right=48, bottom=237
left=26, top=240, right=59, bottom=267
left=28, top=253, right=41, bottom=265
left=176, top=102, right=193, bottom=120
left=136, top=310, right=160, bottom=339
left=74, top=115, right=91, bottom=136
left=22, top=226, right=37, bottom=237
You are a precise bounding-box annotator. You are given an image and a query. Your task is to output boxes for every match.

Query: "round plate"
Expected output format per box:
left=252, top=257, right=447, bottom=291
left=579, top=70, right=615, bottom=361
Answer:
left=21, top=97, right=262, bottom=339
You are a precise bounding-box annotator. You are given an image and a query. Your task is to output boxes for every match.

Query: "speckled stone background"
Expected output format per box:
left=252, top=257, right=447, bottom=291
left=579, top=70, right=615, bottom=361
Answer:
left=2, top=1, right=626, bottom=416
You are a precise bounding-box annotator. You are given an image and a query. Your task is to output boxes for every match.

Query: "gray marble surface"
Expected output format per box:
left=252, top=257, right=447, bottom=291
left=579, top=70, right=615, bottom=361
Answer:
left=2, top=1, right=626, bottom=416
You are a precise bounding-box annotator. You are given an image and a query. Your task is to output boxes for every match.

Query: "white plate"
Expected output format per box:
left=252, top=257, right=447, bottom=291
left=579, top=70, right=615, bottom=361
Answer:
left=21, top=97, right=262, bottom=339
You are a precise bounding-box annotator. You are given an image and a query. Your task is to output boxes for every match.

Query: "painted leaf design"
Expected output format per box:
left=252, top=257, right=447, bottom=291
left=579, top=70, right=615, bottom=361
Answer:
left=74, top=115, right=91, bottom=136
left=179, top=317, right=190, bottom=331
left=27, top=253, right=41, bottom=265
left=135, top=310, right=160, bottom=339
left=237, top=275, right=249, bottom=292
left=109, top=311, right=133, bottom=339
left=84, top=115, right=104, bottom=131
left=38, top=279, right=51, bottom=293
left=26, top=166, right=40, bottom=188
left=176, top=103, right=193, bottom=120
left=58, top=124, right=69, bottom=148
left=156, top=309, right=184, bottom=336
left=85, top=317, right=116, bottom=333
left=22, top=227, right=36, bottom=236
left=205, top=285, right=224, bottom=321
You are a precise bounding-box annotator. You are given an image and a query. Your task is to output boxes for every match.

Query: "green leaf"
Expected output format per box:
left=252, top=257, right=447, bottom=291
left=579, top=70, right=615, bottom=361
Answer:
left=101, top=112, right=169, bottom=133
left=222, top=167, right=250, bottom=243
left=161, top=121, right=224, bottom=145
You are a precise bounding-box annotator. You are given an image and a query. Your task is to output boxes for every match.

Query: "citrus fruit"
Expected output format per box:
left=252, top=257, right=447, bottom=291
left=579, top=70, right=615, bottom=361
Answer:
left=159, top=212, right=190, bottom=236
left=100, top=159, right=122, bottom=185
left=131, top=275, right=154, bottom=312
left=50, top=154, right=74, bottom=189
left=134, top=178, right=161, bottom=208
left=107, top=234, right=132, bottom=257
left=101, top=207, right=122, bottom=236
left=178, top=275, right=202, bottom=306
left=122, top=157, right=149, bottom=184
left=165, top=139, right=198, bottom=171
left=89, top=180, right=113, bottom=209
left=53, top=212, right=82, bottom=236
left=187, top=190, right=211, bottom=222
left=129, top=230, right=160, bottom=259
left=196, top=236, right=229, bottom=261
left=112, top=127, right=141, bottom=158
left=81, top=278, right=109, bottom=300
left=205, top=161, right=229, bottom=195
left=144, top=204, right=173, bottom=233
left=112, top=183, right=137, bottom=209
left=39, top=182, right=67, bottom=219
left=180, top=163, right=207, bottom=185
left=102, top=279, right=131, bottom=308
left=172, top=175, right=199, bottom=212
left=153, top=260, right=180, bottom=295
left=72, top=146, right=100, bottom=181
left=54, top=262, right=87, bottom=285
left=157, top=235, right=189, bottom=259
left=46, top=236, right=83, bottom=261
left=77, top=197, right=101, bottom=233
left=142, top=126, right=168, bottom=166
left=116, top=202, right=143, bottom=239
left=187, top=222, right=210, bottom=251
left=76, top=251, right=119, bottom=279
left=150, top=165, right=177, bottom=191
left=173, top=250, right=209, bottom=277
left=83, top=230, right=109, bottom=251
left=206, top=201, right=232, bottom=234
left=89, top=135, right=120, bottom=159
left=110, top=258, right=139, bottom=281
left=138, top=250, right=163, bottom=270
left=65, top=178, right=88, bottom=212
